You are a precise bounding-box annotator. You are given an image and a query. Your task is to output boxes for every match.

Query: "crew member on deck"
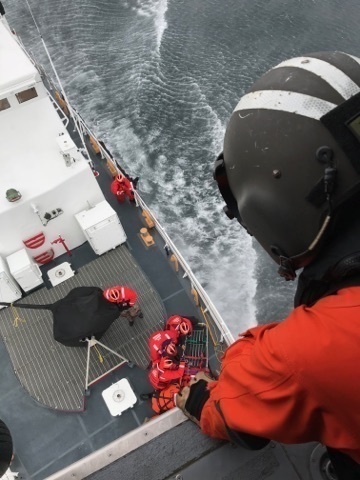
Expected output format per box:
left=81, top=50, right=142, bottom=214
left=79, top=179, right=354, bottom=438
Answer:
left=176, top=52, right=360, bottom=479
left=110, top=173, right=135, bottom=202
left=103, top=286, right=143, bottom=326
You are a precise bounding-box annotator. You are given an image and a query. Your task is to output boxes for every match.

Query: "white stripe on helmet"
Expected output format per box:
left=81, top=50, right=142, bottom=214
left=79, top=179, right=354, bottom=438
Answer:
left=343, top=53, right=360, bottom=69
left=272, top=56, right=360, bottom=100
left=233, top=90, right=337, bottom=120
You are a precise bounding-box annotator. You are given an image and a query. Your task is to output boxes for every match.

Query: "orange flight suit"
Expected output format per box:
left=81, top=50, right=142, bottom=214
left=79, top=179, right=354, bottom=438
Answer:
left=200, top=287, right=360, bottom=463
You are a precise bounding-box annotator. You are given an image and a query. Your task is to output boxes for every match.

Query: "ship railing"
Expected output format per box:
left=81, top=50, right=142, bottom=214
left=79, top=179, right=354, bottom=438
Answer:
left=134, top=192, right=234, bottom=346
left=66, top=103, right=235, bottom=347
left=47, top=93, right=70, bottom=128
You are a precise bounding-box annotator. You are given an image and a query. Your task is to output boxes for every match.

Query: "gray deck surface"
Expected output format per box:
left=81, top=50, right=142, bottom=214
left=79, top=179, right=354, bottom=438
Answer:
left=0, top=246, right=166, bottom=411
left=86, top=421, right=325, bottom=480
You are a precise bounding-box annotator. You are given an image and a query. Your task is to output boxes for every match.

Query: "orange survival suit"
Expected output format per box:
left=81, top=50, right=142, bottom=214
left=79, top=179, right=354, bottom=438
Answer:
left=110, top=173, right=134, bottom=202
left=200, top=286, right=360, bottom=463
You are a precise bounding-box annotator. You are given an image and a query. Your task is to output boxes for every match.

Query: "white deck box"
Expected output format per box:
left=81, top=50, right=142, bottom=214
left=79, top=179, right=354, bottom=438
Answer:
left=102, top=379, right=137, bottom=416
left=75, top=201, right=127, bottom=255
left=6, top=248, right=44, bottom=292
left=0, top=256, right=22, bottom=307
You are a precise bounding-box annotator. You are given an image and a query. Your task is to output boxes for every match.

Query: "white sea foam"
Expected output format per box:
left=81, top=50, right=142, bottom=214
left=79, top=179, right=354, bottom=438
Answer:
left=178, top=82, right=258, bottom=333
left=135, top=0, right=168, bottom=52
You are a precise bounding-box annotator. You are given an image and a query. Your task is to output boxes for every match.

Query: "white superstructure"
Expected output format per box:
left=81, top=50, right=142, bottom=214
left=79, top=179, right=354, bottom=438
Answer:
left=0, top=19, right=105, bottom=260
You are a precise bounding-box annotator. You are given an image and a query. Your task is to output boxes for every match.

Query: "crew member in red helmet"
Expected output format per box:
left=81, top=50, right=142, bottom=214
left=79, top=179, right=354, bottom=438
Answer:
left=165, top=315, right=193, bottom=336
left=103, top=286, right=142, bottom=326
left=110, top=172, right=135, bottom=202
left=148, top=329, right=179, bottom=363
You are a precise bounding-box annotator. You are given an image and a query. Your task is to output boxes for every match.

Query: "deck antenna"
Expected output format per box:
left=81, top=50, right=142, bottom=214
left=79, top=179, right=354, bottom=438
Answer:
left=23, top=0, right=93, bottom=167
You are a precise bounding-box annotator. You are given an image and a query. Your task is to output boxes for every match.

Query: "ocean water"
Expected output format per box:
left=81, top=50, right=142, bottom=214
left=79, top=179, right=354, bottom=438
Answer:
left=6, top=0, right=360, bottom=334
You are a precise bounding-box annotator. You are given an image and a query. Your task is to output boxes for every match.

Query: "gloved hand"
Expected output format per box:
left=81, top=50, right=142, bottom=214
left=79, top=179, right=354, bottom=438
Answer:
left=175, top=371, right=214, bottom=426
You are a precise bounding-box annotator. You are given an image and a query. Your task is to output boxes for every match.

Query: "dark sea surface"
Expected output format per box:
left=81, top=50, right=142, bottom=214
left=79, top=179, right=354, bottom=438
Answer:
left=6, top=0, right=360, bottom=334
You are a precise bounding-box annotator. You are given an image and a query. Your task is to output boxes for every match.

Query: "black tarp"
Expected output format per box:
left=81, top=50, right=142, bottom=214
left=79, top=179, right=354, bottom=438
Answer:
left=0, top=287, right=121, bottom=347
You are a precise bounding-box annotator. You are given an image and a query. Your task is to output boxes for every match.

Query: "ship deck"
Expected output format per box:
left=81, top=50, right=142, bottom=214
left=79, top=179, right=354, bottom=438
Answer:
left=0, top=99, right=330, bottom=480
left=0, top=119, right=223, bottom=479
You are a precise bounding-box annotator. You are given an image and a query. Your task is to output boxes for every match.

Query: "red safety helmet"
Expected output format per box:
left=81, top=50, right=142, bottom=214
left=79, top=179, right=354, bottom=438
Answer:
left=103, top=287, right=120, bottom=303
left=148, top=330, right=178, bottom=362
left=179, top=322, right=190, bottom=335
left=165, top=315, right=193, bottom=335
left=116, top=173, right=125, bottom=182
left=165, top=342, right=177, bottom=356
left=149, top=366, right=165, bottom=390
left=161, top=358, right=174, bottom=369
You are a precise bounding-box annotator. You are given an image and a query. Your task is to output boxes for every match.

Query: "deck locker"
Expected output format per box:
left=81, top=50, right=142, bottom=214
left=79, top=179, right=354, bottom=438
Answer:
left=6, top=248, right=44, bottom=292
left=75, top=200, right=127, bottom=255
left=0, top=255, right=22, bottom=306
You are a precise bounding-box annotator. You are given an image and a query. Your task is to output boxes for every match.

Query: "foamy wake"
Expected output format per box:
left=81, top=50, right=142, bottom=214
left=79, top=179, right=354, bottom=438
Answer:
left=133, top=0, right=168, bottom=52
left=184, top=83, right=258, bottom=334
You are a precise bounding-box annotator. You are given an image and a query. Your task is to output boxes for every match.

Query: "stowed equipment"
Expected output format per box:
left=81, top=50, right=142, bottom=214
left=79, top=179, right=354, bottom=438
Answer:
left=146, top=315, right=210, bottom=414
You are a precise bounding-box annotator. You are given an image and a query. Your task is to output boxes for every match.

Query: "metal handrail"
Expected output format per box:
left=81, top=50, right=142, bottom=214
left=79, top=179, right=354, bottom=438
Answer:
left=135, top=192, right=234, bottom=345
left=69, top=104, right=235, bottom=346
left=47, top=93, right=69, bottom=128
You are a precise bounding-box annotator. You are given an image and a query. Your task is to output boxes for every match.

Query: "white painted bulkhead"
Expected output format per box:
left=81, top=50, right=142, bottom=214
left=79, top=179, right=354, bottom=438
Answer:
left=0, top=20, right=106, bottom=260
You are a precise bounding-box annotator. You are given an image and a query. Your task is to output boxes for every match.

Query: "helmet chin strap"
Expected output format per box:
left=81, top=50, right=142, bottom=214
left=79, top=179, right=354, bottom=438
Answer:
left=278, top=256, right=297, bottom=281
left=277, top=215, right=331, bottom=281
left=278, top=148, right=337, bottom=281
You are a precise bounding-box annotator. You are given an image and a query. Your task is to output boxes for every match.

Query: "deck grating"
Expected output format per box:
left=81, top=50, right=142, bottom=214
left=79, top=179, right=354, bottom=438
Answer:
left=0, top=245, right=166, bottom=411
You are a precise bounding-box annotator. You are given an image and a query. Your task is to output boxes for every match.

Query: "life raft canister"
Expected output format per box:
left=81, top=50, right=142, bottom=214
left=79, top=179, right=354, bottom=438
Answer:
left=165, top=315, right=193, bottom=336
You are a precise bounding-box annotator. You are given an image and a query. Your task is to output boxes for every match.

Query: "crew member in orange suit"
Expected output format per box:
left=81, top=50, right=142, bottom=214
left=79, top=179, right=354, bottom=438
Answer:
left=177, top=52, right=360, bottom=479
left=110, top=173, right=135, bottom=202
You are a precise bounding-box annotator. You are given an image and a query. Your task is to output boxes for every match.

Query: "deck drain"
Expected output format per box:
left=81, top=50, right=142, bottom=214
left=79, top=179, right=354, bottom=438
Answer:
left=113, top=389, right=125, bottom=402
left=55, top=268, right=66, bottom=278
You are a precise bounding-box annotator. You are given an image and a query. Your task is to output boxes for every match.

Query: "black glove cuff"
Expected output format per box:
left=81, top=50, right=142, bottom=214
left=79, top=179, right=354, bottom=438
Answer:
left=184, top=379, right=210, bottom=421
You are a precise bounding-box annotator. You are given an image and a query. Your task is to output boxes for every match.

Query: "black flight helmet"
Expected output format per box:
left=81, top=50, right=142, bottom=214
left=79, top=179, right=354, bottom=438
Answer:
left=214, top=52, right=360, bottom=280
